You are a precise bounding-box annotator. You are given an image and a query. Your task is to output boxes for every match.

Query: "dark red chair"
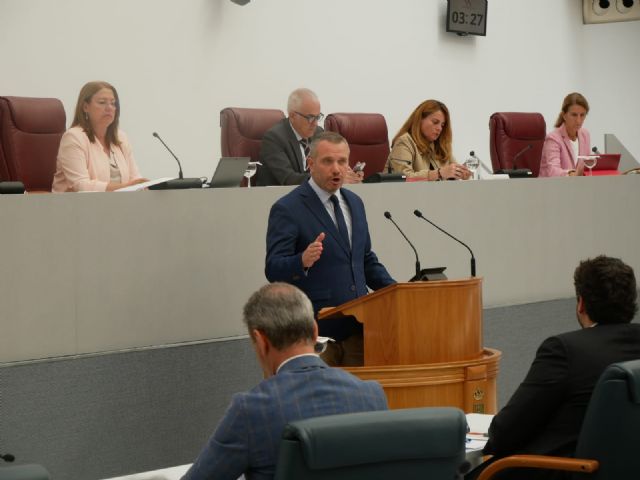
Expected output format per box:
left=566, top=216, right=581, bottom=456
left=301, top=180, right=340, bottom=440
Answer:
left=220, top=107, right=285, bottom=186
left=0, top=96, right=66, bottom=191
left=324, top=113, right=390, bottom=180
left=489, top=112, right=546, bottom=177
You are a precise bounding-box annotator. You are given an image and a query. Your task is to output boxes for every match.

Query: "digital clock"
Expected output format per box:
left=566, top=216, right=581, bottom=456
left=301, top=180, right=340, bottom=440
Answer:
left=446, top=0, right=488, bottom=36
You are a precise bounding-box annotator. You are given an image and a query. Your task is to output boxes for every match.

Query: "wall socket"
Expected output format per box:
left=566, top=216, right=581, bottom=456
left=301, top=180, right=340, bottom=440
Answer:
left=583, top=0, right=640, bottom=23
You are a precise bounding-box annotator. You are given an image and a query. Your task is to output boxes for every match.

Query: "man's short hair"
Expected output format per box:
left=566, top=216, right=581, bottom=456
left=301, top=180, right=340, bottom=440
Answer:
left=574, top=255, right=638, bottom=324
left=287, top=88, right=319, bottom=112
left=243, top=283, right=315, bottom=349
left=309, top=131, right=348, bottom=159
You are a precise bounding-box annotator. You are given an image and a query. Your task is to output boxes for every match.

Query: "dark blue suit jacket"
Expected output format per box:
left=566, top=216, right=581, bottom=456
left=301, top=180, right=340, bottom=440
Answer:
left=182, top=355, right=388, bottom=480
left=265, top=181, right=395, bottom=340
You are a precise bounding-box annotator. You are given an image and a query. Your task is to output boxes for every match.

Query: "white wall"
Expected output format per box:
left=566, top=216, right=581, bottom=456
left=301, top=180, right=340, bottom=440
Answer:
left=1, top=0, right=639, bottom=179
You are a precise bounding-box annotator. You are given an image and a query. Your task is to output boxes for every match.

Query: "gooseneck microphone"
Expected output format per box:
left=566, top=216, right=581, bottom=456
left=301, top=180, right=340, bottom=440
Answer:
left=512, top=144, right=532, bottom=169
left=150, top=132, right=204, bottom=190
left=592, top=146, right=601, bottom=155
left=413, top=210, right=476, bottom=277
left=384, top=211, right=421, bottom=280
left=152, top=132, right=184, bottom=179
left=1, top=453, right=15, bottom=462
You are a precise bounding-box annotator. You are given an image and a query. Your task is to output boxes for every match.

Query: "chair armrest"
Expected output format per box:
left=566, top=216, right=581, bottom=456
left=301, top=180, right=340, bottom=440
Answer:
left=477, top=454, right=599, bottom=480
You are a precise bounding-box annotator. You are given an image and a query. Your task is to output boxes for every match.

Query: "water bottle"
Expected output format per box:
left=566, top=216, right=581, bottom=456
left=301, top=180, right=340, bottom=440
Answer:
left=463, top=151, right=480, bottom=180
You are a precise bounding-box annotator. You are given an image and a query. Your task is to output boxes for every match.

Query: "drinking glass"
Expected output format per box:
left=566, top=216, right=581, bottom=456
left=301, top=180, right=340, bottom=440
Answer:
left=244, top=161, right=261, bottom=188
left=463, top=157, right=480, bottom=180
left=579, top=156, right=598, bottom=177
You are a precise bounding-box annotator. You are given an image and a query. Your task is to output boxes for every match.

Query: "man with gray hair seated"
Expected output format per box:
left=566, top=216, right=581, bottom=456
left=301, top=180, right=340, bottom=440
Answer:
left=181, top=282, right=388, bottom=480
left=255, top=88, right=362, bottom=186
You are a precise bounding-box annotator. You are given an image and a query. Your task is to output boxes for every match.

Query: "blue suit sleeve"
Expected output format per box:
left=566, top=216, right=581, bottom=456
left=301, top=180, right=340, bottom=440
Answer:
left=265, top=201, right=307, bottom=282
left=363, top=233, right=395, bottom=290
left=181, top=395, right=249, bottom=480
left=358, top=203, right=395, bottom=290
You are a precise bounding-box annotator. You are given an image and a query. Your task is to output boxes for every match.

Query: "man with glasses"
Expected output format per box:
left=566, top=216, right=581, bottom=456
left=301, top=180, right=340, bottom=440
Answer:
left=256, top=88, right=362, bottom=186
left=182, top=282, right=387, bottom=480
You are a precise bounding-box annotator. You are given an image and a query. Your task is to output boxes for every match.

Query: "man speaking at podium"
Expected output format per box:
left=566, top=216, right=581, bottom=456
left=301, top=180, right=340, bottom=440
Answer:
left=265, top=132, right=395, bottom=366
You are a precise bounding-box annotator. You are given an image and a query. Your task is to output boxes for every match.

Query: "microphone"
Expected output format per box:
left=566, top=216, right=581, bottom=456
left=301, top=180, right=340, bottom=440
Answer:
left=152, top=132, right=184, bottom=179
left=592, top=146, right=601, bottom=155
left=512, top=144, right=532, bottom=169
left=384, top=211, right=421, bottom=281
left=150, top=132, right=204, bottom=190
left=413, top=209, right=476, bottom=277
left=1, top=453, right=15, bottom=462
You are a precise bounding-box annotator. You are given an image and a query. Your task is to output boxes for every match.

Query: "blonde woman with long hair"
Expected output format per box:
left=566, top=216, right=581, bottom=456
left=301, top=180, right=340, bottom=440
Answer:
left=386, top=99, right=470, bottom=181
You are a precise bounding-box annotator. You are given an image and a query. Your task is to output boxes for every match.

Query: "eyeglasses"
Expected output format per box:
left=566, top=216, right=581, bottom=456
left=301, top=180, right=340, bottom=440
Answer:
left=95, top=100, right=118, bottom=109
left=294, top=111, right=324, bottom=124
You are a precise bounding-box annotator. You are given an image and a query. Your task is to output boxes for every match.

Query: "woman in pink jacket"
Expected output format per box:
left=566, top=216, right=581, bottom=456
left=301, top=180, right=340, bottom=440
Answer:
left=52, top=81, right=148, bottom=192
left=539, top=92, right=590, bottom=177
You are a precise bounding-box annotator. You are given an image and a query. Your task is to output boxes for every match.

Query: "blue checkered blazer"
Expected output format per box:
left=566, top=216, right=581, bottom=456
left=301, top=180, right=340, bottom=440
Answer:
left=182, top=354, right=388, bottom=480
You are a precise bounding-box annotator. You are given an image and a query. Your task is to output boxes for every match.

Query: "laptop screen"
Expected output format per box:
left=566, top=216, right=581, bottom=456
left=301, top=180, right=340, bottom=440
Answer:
left=208, top=157, right=250, bottom=188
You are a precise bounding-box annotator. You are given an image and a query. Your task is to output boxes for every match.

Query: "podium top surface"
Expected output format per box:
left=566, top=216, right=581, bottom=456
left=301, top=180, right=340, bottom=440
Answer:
left=318, top=277, right=482, bottom=320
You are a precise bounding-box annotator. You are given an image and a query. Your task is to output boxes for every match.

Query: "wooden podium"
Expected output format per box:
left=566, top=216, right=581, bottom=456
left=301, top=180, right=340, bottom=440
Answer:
left=318, top=278, right=501, bottom=413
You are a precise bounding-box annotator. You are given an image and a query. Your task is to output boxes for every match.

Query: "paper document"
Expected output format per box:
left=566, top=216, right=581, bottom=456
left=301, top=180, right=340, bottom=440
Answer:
left=465, top=413, right=493, bottom=452
left=115, top=177, right=174, bottom=192
left=466, top=413, right=493, bottom=434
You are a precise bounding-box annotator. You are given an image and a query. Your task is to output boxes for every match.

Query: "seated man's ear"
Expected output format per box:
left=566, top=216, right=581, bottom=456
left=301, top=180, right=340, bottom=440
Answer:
left=577, top=296, right=586, bottom=315
left=252, top=329, right=271, bottom=356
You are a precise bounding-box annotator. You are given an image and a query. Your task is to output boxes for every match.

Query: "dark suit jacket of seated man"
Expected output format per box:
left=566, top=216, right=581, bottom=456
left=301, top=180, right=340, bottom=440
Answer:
left=181, top=283, right=388, bottom=480
left=255, top=88, right=323, bottom=186
left=467, top=255, right=640, bottom=480
left=265, top=131, right=396, bottom=367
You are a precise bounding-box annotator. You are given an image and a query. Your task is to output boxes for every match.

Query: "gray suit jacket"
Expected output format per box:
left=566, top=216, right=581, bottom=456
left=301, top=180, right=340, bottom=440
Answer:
left=182, top=355, right=388, bottom=480
left=255, top=118, right=322, bottom=186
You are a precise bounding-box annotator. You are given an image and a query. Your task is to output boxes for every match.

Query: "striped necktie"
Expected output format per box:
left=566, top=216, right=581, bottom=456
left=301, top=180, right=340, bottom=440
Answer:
left=300, top=139, right=310, bottom=170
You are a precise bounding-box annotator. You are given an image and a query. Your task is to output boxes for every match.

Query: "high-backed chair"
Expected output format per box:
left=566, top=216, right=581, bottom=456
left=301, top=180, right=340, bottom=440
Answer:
left=478, top=359, right=640, bottom=479
left=0, top=137, right=9, bottom=181
left=0, top=96, right=65, bottom=191
left=274, top=407, right=467, bottom=479
left=489, top=112, right=546, bottom=177
left=324, top=113, right=390, bottom=180
left=0, top=464, right=50, bottom=480
left=219, top=107, right=285, bottom=186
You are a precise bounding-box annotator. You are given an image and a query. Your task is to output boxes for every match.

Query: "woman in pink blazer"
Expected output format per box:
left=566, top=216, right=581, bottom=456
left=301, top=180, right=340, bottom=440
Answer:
left=52, top=81, right=147, bottom=192
left=539, top=92, right=591, bottom=177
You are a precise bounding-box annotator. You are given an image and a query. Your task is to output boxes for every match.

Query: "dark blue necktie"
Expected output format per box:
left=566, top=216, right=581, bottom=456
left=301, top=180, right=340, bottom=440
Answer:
left=329, top=194, right=350, bottom=248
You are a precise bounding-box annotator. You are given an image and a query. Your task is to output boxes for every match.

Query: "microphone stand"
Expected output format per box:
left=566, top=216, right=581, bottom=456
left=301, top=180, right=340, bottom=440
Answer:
left=384, top=211, right=447, bottom=282
left=414, top=210, right=476, bottom=277
left=150, top=132, right=204, bottom=190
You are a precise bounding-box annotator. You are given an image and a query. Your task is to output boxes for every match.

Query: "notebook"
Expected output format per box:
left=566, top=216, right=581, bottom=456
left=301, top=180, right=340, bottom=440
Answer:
left=208, top=157, right=250, bottom=188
